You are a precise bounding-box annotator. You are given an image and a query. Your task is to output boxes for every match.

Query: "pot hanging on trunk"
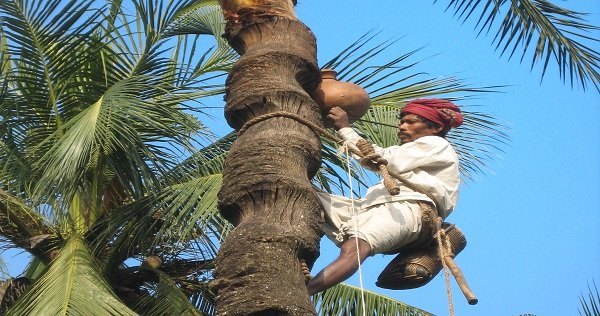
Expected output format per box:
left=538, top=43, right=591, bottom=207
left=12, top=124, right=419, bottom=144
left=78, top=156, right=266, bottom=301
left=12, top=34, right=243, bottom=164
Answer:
left=311, top=69, right=371, bottom=127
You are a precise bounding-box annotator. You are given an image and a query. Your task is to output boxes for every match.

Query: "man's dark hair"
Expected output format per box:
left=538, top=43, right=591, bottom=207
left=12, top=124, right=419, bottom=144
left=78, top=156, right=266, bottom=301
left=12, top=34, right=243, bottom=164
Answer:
left=422, top=117, right=447, bottom=137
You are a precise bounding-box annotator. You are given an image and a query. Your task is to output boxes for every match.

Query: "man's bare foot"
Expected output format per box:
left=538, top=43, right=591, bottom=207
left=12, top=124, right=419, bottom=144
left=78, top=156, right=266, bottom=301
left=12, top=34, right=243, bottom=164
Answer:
left=299, top=259, right=312, bottom=282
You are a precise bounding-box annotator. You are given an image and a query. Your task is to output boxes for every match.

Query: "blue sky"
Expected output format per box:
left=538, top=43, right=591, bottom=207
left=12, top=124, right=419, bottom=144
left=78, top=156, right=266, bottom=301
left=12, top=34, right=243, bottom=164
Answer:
left=2, top=1, right=598, bottom=315
left=293, top=1, right=600, bottom=315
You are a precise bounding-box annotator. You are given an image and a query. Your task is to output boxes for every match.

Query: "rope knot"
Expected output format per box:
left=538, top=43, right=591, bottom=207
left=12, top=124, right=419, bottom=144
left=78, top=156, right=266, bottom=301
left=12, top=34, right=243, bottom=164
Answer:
left=359, top=153, right=388, bottom=172
left=355, top=139, right=400, bottom=195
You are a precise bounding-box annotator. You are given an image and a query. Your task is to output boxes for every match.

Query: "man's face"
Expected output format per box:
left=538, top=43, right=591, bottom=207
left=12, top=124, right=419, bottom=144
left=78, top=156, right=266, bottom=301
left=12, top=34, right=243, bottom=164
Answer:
left=397, top=114, right=442, bottom=144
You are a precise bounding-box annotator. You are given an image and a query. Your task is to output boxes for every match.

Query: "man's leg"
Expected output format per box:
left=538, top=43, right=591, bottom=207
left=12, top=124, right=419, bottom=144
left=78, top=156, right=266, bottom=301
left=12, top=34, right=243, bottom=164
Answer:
left=306, top=237, right=372, bottom=295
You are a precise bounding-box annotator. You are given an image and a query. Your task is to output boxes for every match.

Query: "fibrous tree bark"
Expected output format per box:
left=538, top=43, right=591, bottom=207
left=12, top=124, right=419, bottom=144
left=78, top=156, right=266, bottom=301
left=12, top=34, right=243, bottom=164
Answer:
left=213, top=1, right=324, bottom=315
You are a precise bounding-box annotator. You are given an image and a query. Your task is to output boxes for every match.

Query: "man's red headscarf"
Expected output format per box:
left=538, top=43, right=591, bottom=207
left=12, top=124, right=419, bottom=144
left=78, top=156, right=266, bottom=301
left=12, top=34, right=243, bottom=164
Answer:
left=400, top=98, right=463, bottom=132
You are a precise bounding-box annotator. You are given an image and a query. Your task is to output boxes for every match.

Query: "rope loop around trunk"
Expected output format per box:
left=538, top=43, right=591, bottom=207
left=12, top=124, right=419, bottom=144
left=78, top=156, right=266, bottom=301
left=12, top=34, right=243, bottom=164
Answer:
left=238, top=111, right=400, bottom=195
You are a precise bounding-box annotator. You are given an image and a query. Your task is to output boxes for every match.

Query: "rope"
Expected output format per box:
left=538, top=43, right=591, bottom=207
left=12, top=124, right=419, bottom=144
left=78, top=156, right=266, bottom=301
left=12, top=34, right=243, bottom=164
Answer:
left=343, top=144, right=367, bottom=316
left=237, top=111, right=425, bottom=193
left=355, top=140, right=400, bottom=195
left=238, top=111, right=400, bottom=196
left=435, top=218, right=455, bottom=316
left=238, top=111, right=333, bottom=141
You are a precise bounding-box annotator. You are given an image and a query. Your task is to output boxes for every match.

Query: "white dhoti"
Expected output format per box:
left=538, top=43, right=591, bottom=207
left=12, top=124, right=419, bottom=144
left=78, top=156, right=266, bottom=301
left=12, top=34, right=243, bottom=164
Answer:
left=317, top=191, right=423, bottom=254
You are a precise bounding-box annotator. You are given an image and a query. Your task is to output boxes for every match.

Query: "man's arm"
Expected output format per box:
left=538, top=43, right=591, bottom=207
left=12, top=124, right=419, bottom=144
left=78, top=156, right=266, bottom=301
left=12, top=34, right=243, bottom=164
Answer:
left=382, top=137, right=455, bottom=174
left=327, top=107, right=372, bottom=155
left=328, top=106, right=388, bottom=158
left=328, top=107, right=454, bottom=173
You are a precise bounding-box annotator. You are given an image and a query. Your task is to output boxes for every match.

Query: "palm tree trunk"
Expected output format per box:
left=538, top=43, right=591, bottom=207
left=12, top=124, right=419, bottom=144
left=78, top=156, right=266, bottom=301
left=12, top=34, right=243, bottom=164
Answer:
left=213, top=1, right=324, bottom=314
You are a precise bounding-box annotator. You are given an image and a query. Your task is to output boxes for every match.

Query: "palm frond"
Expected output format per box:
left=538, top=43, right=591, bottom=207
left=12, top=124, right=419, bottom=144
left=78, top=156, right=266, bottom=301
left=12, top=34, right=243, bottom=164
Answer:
left=2, top=0, right=230, bottom=211
left=312, top=283, right=433, bottom=316
left=0, top=258, right=8, bottom=279
left=152, top=173, right=226, bottom=257
left=439, top=0, right=600, bottom=91
left=0, top=27, right=8, bottom=77
left=579, top=280, right=600, bottom=316
left=97, top=132, right=234, bottom=257
left=5, top=236, right=137, bottom=316
left=0, top=1, right=108, bottom=184
left=31, top=76, right=202, bottom=205
left=20, top=256, right=47, bottom=280
left=130, top=0, right=200, bottom=37
left=189, top=288, right=217, bottom=316
left=99, top=0, right=234, bottom=87
left=0, top=138, right=31, bottom=198
left=97, top=176, right=226, bottom=264
left=0, top=0, right=104, bottom=118
left=96, top=0, right=191, bottom=82
left=167, top=131, right=235, bottom=182
left=165, top=0, right=238, bottom=76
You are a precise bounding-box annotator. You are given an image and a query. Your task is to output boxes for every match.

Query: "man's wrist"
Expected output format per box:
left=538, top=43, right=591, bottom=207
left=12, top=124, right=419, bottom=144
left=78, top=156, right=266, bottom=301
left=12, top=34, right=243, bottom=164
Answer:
left=334, top=124, right=352, bottom=131
left=336, top=127, right=356, bottom=137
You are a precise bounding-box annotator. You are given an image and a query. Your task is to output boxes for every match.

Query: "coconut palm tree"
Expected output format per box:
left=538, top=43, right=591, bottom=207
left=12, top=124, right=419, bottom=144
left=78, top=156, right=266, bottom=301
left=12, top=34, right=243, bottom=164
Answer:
left=0, top=0, right=237, bottom=314
left=1, top=0, right=596, bottom=315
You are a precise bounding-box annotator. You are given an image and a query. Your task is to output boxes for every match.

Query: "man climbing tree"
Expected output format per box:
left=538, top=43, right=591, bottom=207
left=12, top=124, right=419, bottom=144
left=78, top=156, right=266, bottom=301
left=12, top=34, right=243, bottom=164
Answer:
left=306, top=99, right=464, bottom=295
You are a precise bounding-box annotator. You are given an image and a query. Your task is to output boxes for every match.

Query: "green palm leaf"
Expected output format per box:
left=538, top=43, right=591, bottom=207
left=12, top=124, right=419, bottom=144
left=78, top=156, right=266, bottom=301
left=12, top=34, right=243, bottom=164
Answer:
left=152, top=132, right=235, bottom=248
left=0, top=27, right=8, bottom=77
left=579, top=280, right=600, bottom=316
left=167, top=131, right=235, bottom=182
left=0, top=0, right=103, bottom=123
left=6, top=236, right=137, bottom=316
left=438, top=0, right=600, bottom=91
left=0, top=258, right=8, bottom=279
left=165, top=0, right=238, bottom=76
left=89, top=133, right=233, bottom=313
left=32, top=76, right=203, bottom=202
left=93, top=179, right=224, bottom=276
left=93, top=133, right=234, bottom=275
left=99, top=0, right=234, bottom=85
left=150, top=173, right=225, bottom=257
left=313, top=283, right=433, bottom=316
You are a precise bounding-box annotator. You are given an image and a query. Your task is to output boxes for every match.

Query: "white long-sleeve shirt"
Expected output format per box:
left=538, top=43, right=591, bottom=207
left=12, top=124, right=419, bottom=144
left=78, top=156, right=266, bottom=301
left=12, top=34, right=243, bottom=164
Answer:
left=337, top=127, right=460, bottom=218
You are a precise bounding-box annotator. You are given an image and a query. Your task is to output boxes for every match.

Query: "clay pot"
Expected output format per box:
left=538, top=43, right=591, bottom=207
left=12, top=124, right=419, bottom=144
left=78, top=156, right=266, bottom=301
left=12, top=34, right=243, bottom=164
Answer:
left=311, top=69, right=371, bottom=126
